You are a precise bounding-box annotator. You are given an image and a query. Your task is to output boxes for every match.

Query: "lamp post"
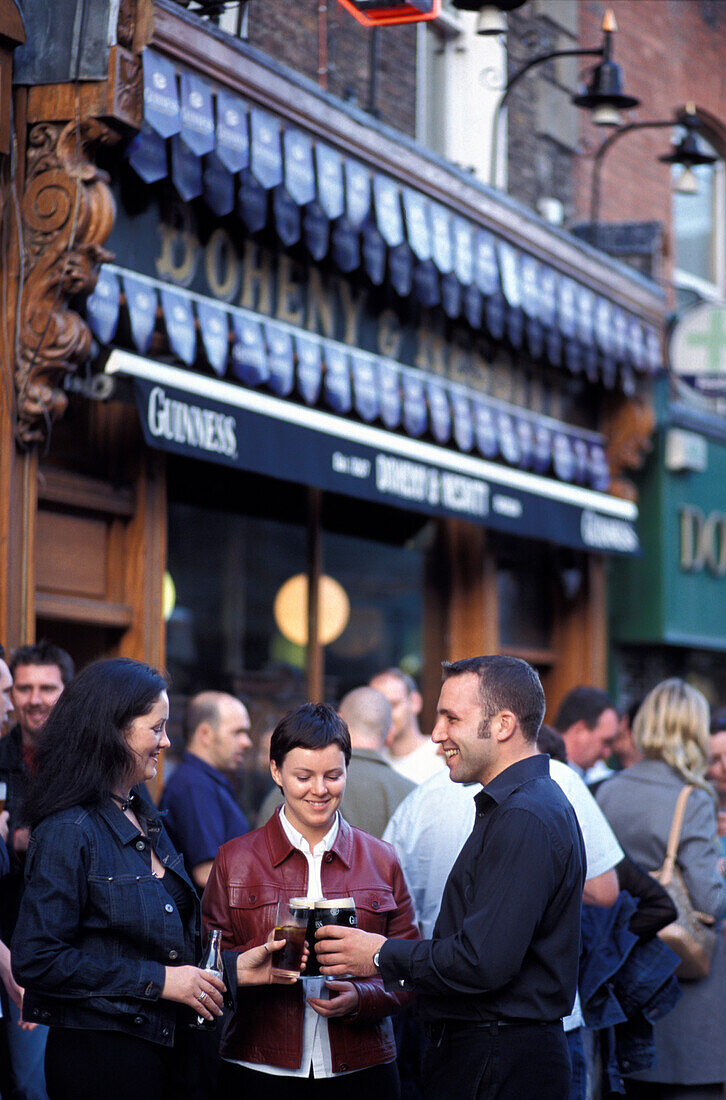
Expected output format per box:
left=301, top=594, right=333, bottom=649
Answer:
left=589, top=106, right=717, bottom=249
left=478, top=8, right=639, bottom=187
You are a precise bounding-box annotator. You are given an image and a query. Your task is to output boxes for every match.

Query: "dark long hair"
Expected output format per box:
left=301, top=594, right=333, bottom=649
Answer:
left=23, top=658, right=167, bottom=827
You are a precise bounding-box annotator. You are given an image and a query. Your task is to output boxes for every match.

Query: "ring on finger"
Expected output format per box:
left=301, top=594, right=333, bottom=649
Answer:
left=198, top=990, right=207, bottom=1002
left=264, top=942, right=271, bottom=955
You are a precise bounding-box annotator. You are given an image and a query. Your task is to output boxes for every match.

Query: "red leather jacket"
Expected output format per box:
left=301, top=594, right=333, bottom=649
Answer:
left=202, top=810, right=420, bottom=1073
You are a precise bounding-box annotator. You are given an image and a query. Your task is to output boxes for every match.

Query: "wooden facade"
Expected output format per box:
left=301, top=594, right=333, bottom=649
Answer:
left=0, top=0, right=664, bottom=738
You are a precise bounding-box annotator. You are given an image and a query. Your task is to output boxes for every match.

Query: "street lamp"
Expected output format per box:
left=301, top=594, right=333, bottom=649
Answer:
left=451, top=0, right=527, bottom=36
left=589, top=105, right=718, bottom=244
left=473, top=7, right=640, bottom=186
left=571, top=9, right=639, bottom=126
left=658, top=106, right=718, bottom=195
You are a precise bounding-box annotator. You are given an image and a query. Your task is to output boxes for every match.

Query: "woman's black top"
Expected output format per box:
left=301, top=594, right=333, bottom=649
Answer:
left=160, top=870, right=195, bottom=925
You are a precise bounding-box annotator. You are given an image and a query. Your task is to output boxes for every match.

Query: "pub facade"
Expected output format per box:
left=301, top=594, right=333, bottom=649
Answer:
left=0, top=0, right=664, bottom=735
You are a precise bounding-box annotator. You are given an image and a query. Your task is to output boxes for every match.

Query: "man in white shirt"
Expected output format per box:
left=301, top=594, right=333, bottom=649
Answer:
left=369, top=668, right=444, bottom=785
left=383, top=748, right=623, bottom=1100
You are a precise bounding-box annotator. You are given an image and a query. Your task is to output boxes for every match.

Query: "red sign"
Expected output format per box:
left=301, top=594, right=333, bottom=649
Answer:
left=336, top=0, right=441, bottom=27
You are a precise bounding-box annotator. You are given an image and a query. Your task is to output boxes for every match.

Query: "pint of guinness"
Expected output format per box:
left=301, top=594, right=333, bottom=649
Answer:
left=307, top=898, right=357, bottom=977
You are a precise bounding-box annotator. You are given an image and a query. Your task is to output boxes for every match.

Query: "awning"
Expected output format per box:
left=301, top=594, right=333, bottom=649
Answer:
left=124, top=49, right=662, bottom=390
left=88, top=263, right=615, bottom=496
left=104, top=350, right=639, bottom=556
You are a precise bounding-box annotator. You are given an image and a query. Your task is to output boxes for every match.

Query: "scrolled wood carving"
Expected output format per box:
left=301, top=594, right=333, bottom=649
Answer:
left=117, top=0, right=137, bottom=48
left=604, top=394, right=655, bottom=502
left=15, top=118, right=117, bottom=446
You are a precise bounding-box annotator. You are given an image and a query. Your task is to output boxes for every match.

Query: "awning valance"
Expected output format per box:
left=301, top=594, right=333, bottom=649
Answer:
left=89, top=263, right=614, bottom=499
left=104, top=350, right=639, bottom=556
left=124, top=49, right=662, bottom=390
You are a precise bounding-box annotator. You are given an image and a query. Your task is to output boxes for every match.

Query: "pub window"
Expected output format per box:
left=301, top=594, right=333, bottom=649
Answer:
left=165, top=461, right=427, bottom=713
left=495, top=537, right=555, bottom=664
left=321, top=493, right=427, bottom=698
left=166, top=461, right=308, bottom=708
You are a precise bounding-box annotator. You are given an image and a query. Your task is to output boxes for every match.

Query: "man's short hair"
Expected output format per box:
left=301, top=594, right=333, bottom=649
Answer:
left=10, top=641, right=74, bottom=685
left=441, top=655, right=545, bottom=744
left=339, top=687, right=392, bottom=747
left=371, top=667, right=418, bottom=696
left=536, top=724, right=568, bottom=763
left=270, top=703, right=351, bottom=767
left=183, top=693, right=222, bottom=745
left=553, top=687, right=615, bottom=734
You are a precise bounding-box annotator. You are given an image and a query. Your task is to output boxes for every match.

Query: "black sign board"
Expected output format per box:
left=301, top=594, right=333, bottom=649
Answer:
left=126, top=363, right=639, bottom=555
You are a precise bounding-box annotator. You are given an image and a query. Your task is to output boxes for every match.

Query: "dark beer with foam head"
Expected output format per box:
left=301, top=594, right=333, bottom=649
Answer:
left=309, top=898, right=357, bottom=976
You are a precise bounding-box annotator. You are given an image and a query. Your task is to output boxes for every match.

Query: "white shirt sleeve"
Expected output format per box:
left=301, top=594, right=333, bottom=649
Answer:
left=550, top=759, right=623, bottom=880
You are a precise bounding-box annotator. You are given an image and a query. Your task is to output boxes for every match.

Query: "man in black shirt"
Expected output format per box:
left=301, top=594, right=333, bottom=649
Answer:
left=317, top=655, right=586, bottom=1100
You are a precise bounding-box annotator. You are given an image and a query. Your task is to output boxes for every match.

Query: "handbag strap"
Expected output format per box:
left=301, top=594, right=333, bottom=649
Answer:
left=659, top=785, right=693, bottom=886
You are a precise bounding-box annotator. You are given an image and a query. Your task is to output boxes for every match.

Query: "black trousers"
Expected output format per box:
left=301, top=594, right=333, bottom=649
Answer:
left=216, top=1059, right=400, bottom=1100
left=423, top=1020, right=570, bottom=1100
left=44, top=1024, right=217, bottom=1100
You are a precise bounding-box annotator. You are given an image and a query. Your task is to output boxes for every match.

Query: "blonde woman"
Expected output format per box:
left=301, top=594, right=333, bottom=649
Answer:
left=597, top=679, right=726, bottom=1099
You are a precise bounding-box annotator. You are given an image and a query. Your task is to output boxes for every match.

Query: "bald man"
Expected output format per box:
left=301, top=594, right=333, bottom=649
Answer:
left=260, top=687, right=415, bottom=838
left=160, top=692, right=252, bottom=891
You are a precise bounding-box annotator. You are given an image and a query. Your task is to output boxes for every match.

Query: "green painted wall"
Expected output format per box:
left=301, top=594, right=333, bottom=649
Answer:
left=611, top=431, right=726, bottom=649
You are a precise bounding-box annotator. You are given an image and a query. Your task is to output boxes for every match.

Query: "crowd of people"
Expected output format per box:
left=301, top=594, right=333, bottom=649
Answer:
left=0, top=641, right=724, bottom=1100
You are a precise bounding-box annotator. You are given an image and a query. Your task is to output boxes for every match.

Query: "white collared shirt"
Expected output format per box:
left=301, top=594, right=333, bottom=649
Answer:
left=230, top=807, right=344, bottom=1078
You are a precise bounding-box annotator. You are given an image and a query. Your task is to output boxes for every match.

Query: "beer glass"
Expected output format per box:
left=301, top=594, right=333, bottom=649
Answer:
left=312, top=897, right=357, bottom=976
left=272, top=897, right=312, bottom=980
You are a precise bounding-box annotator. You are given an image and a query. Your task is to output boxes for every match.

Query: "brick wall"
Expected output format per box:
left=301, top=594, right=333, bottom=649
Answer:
left=574, top=0, right=726, bottom=289
left=244, top=0, right=418, bottom=137
left=506, top=0, right=581, bottom=219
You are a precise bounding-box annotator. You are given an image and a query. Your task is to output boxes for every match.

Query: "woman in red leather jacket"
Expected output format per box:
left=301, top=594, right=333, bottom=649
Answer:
left=203, top=702, right=420, bottom=1100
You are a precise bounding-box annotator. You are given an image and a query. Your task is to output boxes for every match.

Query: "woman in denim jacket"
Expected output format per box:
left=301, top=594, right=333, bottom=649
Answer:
left=11, top=658, right=297, bottom=1100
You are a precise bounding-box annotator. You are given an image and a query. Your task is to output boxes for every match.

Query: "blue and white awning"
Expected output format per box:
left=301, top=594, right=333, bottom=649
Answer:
left=123, top=49, right=662, bottom=388
left=88, top=263, right=614, bottom=500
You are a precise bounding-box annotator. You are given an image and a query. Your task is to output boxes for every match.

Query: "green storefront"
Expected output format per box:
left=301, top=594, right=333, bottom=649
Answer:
left=610, top=381, right=726, bottom=709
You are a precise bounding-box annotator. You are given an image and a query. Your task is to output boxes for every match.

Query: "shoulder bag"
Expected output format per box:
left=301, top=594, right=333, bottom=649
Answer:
left=650, top=784, right=717, bottom=981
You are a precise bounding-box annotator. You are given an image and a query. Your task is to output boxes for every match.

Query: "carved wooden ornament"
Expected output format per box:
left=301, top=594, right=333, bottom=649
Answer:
left=604, top=395, right=655, bottom=503
left=16, top=118, right=117, bottom=446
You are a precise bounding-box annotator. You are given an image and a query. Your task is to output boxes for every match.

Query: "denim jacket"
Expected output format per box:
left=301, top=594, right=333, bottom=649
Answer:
left=11, top=790, right=199, bottom=1047
left=580, top=892, right=682, bottom=1094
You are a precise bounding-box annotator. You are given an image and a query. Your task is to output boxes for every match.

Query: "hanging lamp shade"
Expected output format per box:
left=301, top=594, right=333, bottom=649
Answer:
left=336, top=0, right=440, bottom=26
left=571, top=10, right=639, bottom=126
left=660, top=108, right=718, bottom=196
left=658, top=109, right=718, bottom=170
left=450, top=0, right=527, bottom=35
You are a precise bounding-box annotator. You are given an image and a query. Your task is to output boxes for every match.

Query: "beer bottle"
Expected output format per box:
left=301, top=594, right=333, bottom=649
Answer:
left=189, top=928, right=223, bottom=1030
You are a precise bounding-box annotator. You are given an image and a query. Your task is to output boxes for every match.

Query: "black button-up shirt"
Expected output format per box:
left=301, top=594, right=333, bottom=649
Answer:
left=379, top=754, right=586, bottom=1023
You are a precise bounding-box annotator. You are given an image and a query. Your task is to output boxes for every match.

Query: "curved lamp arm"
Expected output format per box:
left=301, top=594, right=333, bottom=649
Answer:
left=489, top=46, right=602, bottom=187
left=590, top=119, right=675, bottom=227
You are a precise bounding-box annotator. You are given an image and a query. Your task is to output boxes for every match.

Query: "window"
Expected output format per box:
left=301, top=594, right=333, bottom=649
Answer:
left=496, top=538, right=554, bottom=657
left=166, top=464, right=308, bottom=703
left=165, top=462, right=426, bottom=710
left=322, top=494, right=427, bottom=697
left=673, top=130, right=725, bottom=306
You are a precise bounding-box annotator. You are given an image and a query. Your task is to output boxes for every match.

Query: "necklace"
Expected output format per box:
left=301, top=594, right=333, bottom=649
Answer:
left=110, top=791, right=134, bottom=812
